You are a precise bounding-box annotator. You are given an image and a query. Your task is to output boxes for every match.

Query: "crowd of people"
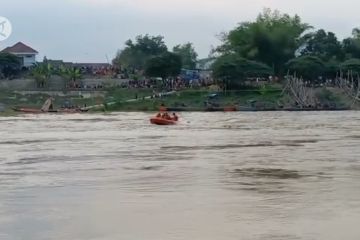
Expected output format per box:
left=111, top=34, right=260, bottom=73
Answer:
left=117, top=77, right=213, bottom=91
left=59, top=63, right=215, bottom=91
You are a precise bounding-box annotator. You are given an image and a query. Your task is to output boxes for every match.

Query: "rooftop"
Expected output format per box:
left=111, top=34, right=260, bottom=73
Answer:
left=1, top=42, right=38, bottom=54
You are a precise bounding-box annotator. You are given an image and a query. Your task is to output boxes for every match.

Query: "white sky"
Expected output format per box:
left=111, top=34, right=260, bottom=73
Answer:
left=1, top=0, right=359, bottom=62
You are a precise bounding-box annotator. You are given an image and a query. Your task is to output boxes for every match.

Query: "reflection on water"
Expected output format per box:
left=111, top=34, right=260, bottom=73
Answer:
left=229, top=168, right=303, bottom=179
left=0, top=112, right=360, bottom=240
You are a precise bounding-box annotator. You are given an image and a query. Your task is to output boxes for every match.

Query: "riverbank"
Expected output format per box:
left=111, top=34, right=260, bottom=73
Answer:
left=0, top=85, right=358, bottom=115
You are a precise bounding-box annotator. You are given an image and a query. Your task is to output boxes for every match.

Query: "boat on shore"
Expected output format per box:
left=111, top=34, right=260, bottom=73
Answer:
left=12, top=98, right=88, bottom=114
left=159, top=105, right=349, bottom=112
left=205, top=106, right=237, bottom=112
left=12, top=107, right=43, bottom=114
left=160, top=106, right=237, bottom=112
left=12, top=107, right=88, bottom=114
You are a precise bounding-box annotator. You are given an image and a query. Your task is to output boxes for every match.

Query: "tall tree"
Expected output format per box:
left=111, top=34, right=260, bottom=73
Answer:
left=60, top=66, right=82, bottom=88
left=300, top=29, right=343, bottom=61
left=340, top=58, right=360, bottom=74
left=0, top=53, right=21, bottom=79
left=212, top=54, right=273, bottom=90
left=286, top=56, right=326, bottom=81
left=32, top=63, right=52, bottom=88
left=145, top=52, right=182, bottom=80
left=343, top=28, right=360, bottom=59
left=173, top=43, right=198, bottom=69
left=217, top=8, right=311, bottom=75
left=113, top=34, right=168, bottom=70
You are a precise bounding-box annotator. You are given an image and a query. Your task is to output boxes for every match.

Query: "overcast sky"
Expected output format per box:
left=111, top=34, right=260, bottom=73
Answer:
left=1, top=0, right=360, bottom=62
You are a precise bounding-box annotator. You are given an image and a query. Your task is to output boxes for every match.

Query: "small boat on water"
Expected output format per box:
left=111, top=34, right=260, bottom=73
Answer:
left=150, top=112, right=179, bottom=125
left=150, top=117, right=177, bottom=125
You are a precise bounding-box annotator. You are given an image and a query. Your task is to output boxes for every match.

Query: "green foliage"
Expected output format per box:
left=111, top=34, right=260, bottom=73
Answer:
left=32, top=63, right=53, bottom=88
left=106, top=88, right=153, bottom=102
left=112, top=34, right=168, bottom=70
left=316, top=88, right=338, bottom=102
left=145, top=52, right=182, bottom=79
left=60, top=66, right=82, bottom=87
left=217, top=8, right=311, bottom=74
left=259, top=84, right=270, bottom=95
left=323, top=60, right=340, bottom=79
left=173, top=42, right=198, bottom=69
left=300, top=29, right=343, bottom=61
left=212, top=54, right=273, bottom=89
left=340, top=58, right=360, bottom=74
left=286, top=56, right=326, bottom=80
left=0, top=53, right=21, bottom=79
left=343, top=28, right=360, bottom=59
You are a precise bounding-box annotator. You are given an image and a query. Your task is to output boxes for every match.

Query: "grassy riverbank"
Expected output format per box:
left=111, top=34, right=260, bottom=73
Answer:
left=0, top=85, right=357, bottom=115
left=102, top=85, right=354, bottom=112
left=104, top=86, right=285, bottom=111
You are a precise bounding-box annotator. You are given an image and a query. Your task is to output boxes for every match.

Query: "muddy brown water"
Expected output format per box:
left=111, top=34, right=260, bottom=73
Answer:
left=0, top=112, right=359, bottom=240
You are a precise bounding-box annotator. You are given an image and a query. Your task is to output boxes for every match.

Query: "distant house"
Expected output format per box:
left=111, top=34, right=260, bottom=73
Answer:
left=1, top=42, right=38, bottom=68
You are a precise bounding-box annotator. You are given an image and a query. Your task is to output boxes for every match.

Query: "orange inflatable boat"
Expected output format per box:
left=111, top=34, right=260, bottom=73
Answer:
left=150, top=112, right=179, bottom=125
left=150, top=117, right=177, bottom=125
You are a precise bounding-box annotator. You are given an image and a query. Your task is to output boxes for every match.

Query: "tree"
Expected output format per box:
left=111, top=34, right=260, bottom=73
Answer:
left=343, top=28, right=360, bottom=59
left=300, top=29, right=344, bottom=61
left=216, top=8, right=311, bottom=75
left=0, top=53, right=21, bottom=79
left=60, top=66, right=82, bottom=88
left=145, top=52, right=182, bottom=80
left=32, top=63, right=52, bottom=88
left=113, top=34, right=168, bottom=70
left=212, top=54, right=273, bottom=90
left=286, top=56, right=326, bottom=81
left=340, top=58, right=360, bottom=74
left=323, top=60, right=340, bottom=79
left=173, top=43, right=198, bottom=69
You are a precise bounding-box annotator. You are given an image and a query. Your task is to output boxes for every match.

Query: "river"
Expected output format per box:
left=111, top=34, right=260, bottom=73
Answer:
left=0, top=112, right=359, bottom=240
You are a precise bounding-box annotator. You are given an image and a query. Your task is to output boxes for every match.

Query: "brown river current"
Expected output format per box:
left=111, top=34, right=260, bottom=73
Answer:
left=0, top=112, right=359, bottom=240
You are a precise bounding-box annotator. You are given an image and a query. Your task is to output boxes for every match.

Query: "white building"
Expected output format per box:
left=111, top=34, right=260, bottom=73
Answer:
left=1, top=42, right=38, bottom=68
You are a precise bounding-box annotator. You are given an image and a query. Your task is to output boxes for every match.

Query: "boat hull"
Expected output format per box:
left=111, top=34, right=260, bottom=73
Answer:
left=12, top=107, right=43, bottom=113
left=12, top=107, right=88, bottom=114
left=150, top=117, right=177, bottom=125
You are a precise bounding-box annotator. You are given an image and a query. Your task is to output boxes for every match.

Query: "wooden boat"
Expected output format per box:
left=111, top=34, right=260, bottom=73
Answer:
left=12, top=107, right=43, bottom=113
left=57, top=108, right=89, bottom=113
left=224, top=106, right=237, bottom=112
left=205, top=106, right=237, bottom=112
left=12, top=97, right=88, bottom=114
left=150, top=117, right=178, bottom=125
left=12, top=107, right=88, bottom=114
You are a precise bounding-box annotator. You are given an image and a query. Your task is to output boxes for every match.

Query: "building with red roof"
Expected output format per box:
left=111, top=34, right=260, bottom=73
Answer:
left=1, top=42, right=38, bottom=68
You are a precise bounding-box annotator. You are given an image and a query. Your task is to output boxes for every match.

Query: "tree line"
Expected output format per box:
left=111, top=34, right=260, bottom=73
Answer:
left=2, top=8, right=360, bottom=88
left=111, top=8, right=360, bottom=87
left=112, top=34, right=198, bottom=80
left=212, top=8, right=360, bottom=89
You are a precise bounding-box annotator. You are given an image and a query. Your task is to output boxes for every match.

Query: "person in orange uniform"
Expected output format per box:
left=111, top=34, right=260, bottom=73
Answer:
left=172, top=113, right=179, bottom=121
left=165, top=112, right=172, bottom=120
